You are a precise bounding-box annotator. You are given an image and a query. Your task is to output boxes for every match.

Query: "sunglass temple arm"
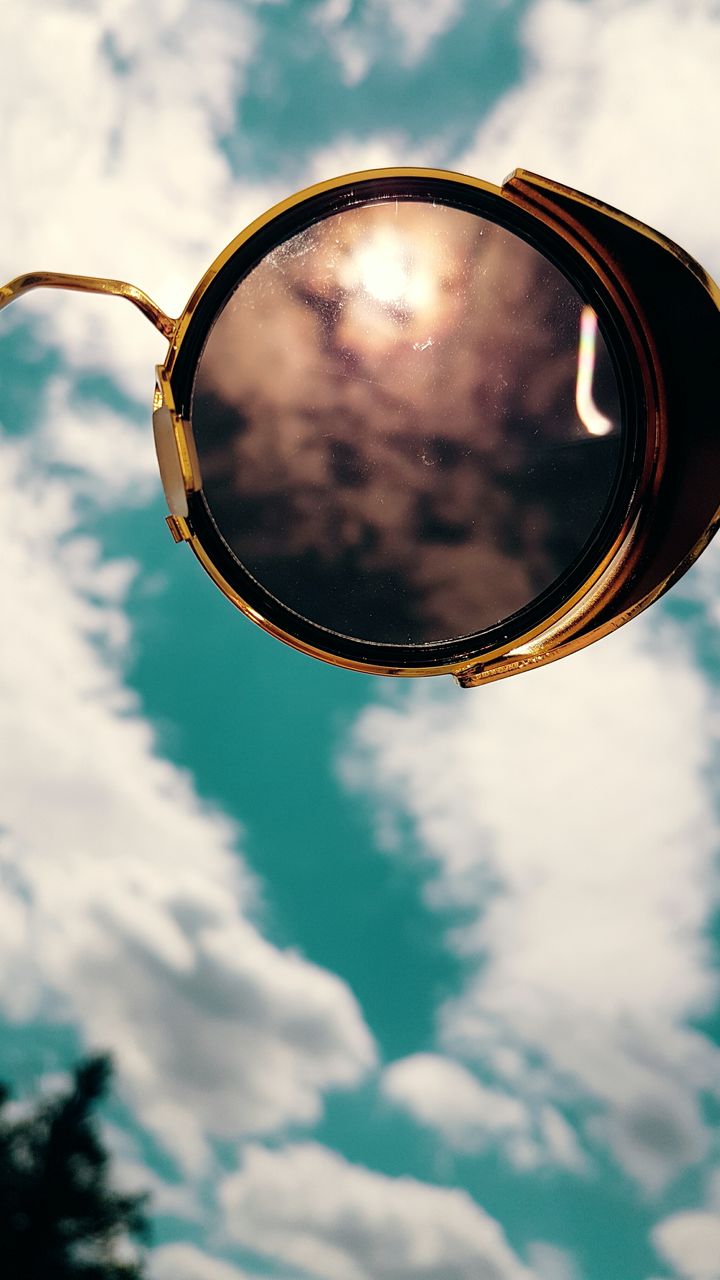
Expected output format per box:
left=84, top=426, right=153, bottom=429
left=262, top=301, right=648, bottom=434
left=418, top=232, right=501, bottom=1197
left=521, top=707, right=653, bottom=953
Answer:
left=0, top=271, right=177, bottom=340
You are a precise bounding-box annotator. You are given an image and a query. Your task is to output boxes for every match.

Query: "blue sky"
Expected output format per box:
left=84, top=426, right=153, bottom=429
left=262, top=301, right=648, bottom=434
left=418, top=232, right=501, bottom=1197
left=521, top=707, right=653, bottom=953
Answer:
left=2, top=2, right=720, bottom=1278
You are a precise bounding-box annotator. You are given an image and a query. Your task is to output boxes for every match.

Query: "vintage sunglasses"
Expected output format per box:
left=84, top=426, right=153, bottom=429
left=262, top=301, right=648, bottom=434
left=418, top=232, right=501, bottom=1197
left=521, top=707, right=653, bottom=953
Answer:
left=2, top=168, right=719, bottom=687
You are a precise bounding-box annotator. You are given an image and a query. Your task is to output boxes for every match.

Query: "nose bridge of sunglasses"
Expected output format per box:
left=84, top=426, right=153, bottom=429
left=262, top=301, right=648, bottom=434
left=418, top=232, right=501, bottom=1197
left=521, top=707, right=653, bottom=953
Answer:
left=0, top=270, right=177, bottom=339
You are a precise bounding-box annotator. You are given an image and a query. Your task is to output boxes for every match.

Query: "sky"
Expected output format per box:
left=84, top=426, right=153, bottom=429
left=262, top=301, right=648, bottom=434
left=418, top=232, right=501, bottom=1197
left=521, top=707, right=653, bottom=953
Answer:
left=1, top=2, right=720, bottom=1278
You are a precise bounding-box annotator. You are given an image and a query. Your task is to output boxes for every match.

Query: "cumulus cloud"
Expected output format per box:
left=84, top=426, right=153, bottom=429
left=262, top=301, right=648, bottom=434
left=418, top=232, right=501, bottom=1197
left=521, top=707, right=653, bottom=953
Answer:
left=382, top=1052, right=588, bottom=1172
left=0, top=433, right=375, bottom=1170
left=382, top=1055, right=587, bottom=1175
left=373, top=0, right=466, bottom=65
left=305, top=131, right=433, bottom=182
left=651, top=1211, right=720, bottom=1280
left=39, top=377, right=159, bottom=506
left=648, top=1169, right=720, bottom=1280
left=104, top=1123, right=202, bottom=1223
left=382, top=1053, right=528, bottom=1146
left=527, top=1243, right=581, bottom=1280
left=220, top=1141, right=534, bottom=1280
left=0, top=0, right=282, bottom=401
left=149, top=1243, right=267, bottom=1280
left=314, top=0, right=466, bottom=84
left=535, top=1106, right=587, bottom=1175
left=344, top=612, right=720, bottom=1192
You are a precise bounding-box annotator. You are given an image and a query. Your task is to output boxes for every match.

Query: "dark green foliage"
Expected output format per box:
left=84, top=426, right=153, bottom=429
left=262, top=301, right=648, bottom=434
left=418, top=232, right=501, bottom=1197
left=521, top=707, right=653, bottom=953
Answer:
left=0, top=1055, right=149, bottom=1279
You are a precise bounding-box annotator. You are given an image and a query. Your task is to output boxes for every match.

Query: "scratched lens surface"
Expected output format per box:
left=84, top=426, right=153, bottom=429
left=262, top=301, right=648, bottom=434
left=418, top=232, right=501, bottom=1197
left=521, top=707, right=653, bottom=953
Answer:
left=191, top=199, right=623, bottom=646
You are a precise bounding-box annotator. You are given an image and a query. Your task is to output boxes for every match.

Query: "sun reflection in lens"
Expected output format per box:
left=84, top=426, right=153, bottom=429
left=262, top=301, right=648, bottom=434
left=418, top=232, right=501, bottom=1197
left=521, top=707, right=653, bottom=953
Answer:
left=330, top=218, right=458, bottom=358
left=354, top=234, right=411, bottom=303
left=347, top=231, right=436, bottom=314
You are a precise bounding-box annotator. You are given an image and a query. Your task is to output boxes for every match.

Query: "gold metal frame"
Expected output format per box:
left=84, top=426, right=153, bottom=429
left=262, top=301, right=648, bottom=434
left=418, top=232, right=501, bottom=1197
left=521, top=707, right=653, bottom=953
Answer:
left=3, top=167, right=719, bottom=687
left=0, top=271, right=176, bottom=340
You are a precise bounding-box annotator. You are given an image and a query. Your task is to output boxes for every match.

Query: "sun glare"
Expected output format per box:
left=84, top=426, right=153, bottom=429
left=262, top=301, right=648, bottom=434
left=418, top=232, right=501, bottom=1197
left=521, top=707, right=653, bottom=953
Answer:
left=341, top=230, right=436, bottom=312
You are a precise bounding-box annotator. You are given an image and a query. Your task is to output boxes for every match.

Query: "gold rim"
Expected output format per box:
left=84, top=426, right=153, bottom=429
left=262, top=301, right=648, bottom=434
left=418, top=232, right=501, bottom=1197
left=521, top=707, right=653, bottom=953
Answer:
left=0, top=271, right=176, bottom=339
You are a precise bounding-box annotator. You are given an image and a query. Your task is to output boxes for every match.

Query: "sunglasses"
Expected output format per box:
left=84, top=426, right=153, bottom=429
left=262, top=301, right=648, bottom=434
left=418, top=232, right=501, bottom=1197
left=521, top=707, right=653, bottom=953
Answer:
left=2, top=167, right=719, bottom=687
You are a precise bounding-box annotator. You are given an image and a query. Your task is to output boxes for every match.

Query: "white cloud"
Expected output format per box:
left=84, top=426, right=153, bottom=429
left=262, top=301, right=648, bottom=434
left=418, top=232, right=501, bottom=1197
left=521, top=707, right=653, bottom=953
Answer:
left=376, top=0, right=466, bottom=65
left=594, top=1089, right=709, bottom=1196
left=39, top=377, right=158, bottom=506
left=306, top=132, right=433, bottom=184
left=537, top=1106, right=587, bottom=1175
left=382, top=1054, right=588, bottom=1174
left=220, top=1141, right=534, bottom=1280
left=315, top=0, right=466, bottom=84
left=705, top=1167, right=720, bottom=1212
left=0, top=0, right=282, bottom=401
left=313, top=0, right=373, bottom=87
left=102, top=1120, right=202, bottom=1222
left=344, top=609, right=720, bottom=1192
left=112, top=1159, right=201, bottom=1224
left=651, top=1211, right=720, bottom=1280
left=149, top=1243, right=264, bottom=1280
left=382, top=1052, right=528, bottom=1146
left=0, top=433, right=375, bottom=1171
left=527, top=1243, right=581, bottom=1280
left=458, top=0, right=720, bottom=279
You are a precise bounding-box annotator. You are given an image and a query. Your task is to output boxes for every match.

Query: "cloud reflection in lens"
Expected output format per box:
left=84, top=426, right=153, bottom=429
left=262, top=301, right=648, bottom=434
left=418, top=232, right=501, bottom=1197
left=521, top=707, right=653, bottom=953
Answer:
left=191, top=199, right=623, bottom=646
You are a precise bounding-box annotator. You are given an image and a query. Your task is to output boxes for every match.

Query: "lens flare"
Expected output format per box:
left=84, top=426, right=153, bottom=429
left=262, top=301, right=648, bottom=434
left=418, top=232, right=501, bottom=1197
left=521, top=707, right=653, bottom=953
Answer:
left=576, top=305, right=614, bottom=436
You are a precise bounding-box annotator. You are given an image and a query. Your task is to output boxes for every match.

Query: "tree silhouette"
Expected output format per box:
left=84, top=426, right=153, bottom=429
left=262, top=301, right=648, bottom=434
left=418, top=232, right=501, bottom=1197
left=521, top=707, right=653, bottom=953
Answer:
left=0, top=1055, right=149, bottom=1279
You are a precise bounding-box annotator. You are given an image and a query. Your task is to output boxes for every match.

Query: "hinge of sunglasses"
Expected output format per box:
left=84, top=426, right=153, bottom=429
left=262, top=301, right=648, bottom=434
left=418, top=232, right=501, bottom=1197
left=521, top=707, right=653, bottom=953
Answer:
left=153, top=367, right=202, bottom=545
left=0, top=271, right=177, bottom=340
left=165, top=514, right=192, bottom=543
left=452, top=513, right=642, bottom=688
left=453, top=652, right=548, bottom=688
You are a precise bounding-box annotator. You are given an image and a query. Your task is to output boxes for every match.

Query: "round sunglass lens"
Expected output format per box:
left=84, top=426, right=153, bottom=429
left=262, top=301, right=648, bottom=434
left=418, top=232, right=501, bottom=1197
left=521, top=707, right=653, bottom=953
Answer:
left=191, top=196, right=624, bottom=648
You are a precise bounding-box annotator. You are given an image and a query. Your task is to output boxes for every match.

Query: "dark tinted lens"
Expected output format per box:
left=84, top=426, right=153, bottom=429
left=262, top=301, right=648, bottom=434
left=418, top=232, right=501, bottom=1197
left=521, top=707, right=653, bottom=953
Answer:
left=191, top=198, right=623, bottom=646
